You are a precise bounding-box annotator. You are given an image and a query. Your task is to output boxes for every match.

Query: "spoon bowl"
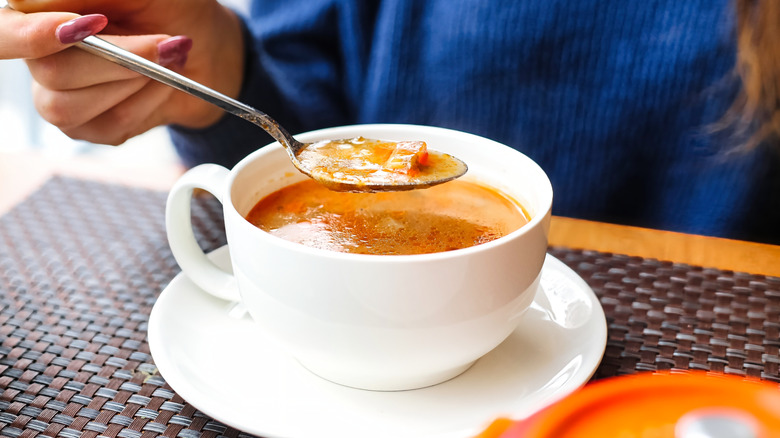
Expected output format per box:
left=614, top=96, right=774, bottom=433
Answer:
left=77, top=36, right=466, bottom=192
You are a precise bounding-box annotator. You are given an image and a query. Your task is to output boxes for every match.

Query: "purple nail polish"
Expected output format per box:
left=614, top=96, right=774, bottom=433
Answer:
left=158, top=36, right=193, bottom=68
left=56, top=14, right=108, bottom=45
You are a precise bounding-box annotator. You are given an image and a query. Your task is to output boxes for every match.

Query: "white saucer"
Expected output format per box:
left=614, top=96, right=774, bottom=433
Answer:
left=148, top=246, right=607, bottom=438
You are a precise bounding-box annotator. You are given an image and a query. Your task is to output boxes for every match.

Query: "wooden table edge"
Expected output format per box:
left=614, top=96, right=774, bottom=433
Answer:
left=549, top=216, right=780, bottom=277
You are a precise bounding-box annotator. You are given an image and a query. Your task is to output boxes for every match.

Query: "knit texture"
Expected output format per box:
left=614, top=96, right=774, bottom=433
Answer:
left=169, top=0, right=780, bottom=244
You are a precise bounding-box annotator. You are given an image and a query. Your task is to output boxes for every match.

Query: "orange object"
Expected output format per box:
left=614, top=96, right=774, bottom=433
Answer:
left=478, top=372, right=780, bottom=438
left=473, top=417, right=514, bottom=438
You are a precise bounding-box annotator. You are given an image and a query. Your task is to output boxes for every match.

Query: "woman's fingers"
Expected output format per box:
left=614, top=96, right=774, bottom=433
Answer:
left=31, top=76, right=151, bottom=129
left=29, top=33, right=194, bottom=144
left=156, top=35, right=193, bottom=69
left=26, top=34, right=190, bottom=90
left=0, top=8, right=104, bottom=59
left=54, top=14, right=107, bottom=44
left=4, top=0, right=236, bottom=141
left=58, top=80, right=177, bottom=145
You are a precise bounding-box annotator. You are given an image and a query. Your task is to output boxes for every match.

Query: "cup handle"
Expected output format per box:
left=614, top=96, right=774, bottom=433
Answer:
left=165, top=163, right=240, bottom=301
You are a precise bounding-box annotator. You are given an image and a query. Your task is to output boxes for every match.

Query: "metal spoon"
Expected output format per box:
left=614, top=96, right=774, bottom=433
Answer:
left=77, top=36, right=467, bottom=192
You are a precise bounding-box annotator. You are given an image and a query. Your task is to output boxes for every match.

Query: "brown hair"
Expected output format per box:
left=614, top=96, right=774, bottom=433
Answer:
left=733, top=0, right=780, bottom=149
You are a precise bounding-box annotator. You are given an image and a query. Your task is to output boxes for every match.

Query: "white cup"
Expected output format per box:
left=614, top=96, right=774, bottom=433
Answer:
left=165, top=124, right=553, bottom=391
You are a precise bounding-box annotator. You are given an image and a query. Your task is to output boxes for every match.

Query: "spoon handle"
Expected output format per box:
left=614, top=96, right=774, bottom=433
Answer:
left=77, top=35, right=298, bottom=150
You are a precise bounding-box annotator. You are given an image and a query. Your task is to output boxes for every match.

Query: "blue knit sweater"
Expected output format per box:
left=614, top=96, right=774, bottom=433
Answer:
left=170, top=0, right=780, bottom=244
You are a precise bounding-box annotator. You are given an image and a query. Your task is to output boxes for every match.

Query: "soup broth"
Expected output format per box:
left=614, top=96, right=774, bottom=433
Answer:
left=245, top=179, right=529, bottom=255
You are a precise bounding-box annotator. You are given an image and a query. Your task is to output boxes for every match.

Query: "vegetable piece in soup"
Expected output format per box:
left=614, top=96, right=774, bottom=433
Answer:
left=245, top=179, right=529, bottom=255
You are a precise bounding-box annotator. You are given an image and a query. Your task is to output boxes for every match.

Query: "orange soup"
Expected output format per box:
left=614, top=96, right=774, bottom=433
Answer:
left=245, top=179, right=529, bottom=255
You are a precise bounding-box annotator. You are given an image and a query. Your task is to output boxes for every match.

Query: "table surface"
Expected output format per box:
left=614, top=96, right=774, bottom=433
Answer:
left=1, top=150, right=780, bottom=438
left=2, top=151, right=778, bottom=276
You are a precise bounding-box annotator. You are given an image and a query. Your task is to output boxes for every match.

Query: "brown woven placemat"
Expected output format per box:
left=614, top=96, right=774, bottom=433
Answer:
left=1, top=176, right=778, bottom=437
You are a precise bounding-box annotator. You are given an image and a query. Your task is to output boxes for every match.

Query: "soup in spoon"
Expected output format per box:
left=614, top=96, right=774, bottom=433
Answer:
left=294, top=137, right=468, bottom=192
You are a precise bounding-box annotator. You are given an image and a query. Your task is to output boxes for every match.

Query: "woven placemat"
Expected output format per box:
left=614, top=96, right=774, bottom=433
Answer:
left=1, top=176, right=778, bottom=437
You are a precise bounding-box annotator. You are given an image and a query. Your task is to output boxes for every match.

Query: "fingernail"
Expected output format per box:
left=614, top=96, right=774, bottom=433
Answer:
left=158, top=35, right=193, bottom=68
left=56, top=14, right=108, bottom=44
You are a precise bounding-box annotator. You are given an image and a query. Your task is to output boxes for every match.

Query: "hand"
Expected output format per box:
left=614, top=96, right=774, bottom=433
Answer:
left=4, top=1, right=244, bottom=145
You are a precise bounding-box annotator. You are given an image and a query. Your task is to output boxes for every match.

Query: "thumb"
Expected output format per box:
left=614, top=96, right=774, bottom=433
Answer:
left=0, top=8, right=107, bottom=59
